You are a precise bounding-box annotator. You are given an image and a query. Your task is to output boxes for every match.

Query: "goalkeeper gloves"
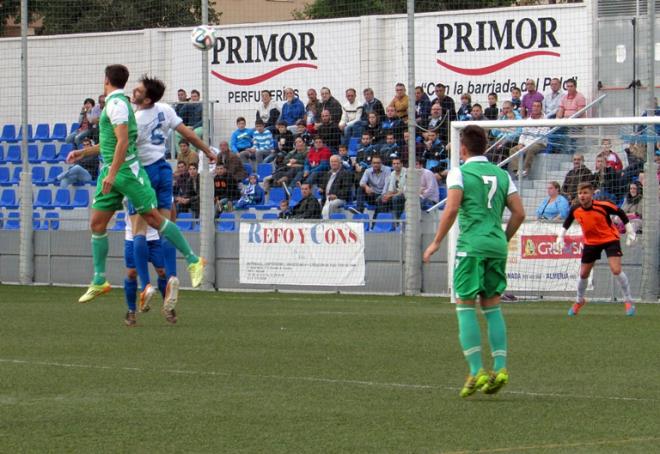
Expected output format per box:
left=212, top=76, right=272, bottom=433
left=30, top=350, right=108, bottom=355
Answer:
left=555, top=228, right=567, bottom=252
left=625, top=223, right=637, bottom=246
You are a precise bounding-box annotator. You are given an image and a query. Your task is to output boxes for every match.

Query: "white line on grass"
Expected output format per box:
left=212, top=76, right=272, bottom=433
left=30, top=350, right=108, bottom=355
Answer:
left=0, top=358, right=655, bottom=403
left=441, top=436, right=660, bottom=453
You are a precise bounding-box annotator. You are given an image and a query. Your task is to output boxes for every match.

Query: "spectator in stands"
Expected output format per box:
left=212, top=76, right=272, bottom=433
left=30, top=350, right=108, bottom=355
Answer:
left=337, top=144, right=353, bottom=172
left=615, top=182, right=643, bottom=233
left=561, top=154, right=593, bottom=202
left=273, top=120, right=295, bottom=156
left=303, top=136, right=332, bottom=185
left=389, top=83, right=409, bottom=122
left=66, top=98, right=96, bottom=148
left=487, top=104, right=521, bottom=163
left=319, top=87, right=343, bottom=125
left=426, top=103, right=448, bottom=144
left=278, top=199, right=293, bottom=219
left=293, top=119, right=313, bottom=146
left=415, top=86, right=432, bottom=129
left=88, top=94, right=105, bottom=141
left=593, top=154, right=622, bottom=204
left=290, top=182, right=322, bottom=219
left=176, top=139, right=199, bottom=167
left=217, top=140, right=247, bottom=185
left=620, top=142, right=646, bottom=186
left=521, top=79, right=544, bottom=118
left=58, top=137, right=98, bottom=187
left=339, top=88, right=363, bottom=145
left=176, top=163, right=200, bottom=217
left=263, top=137, right=307, bottom=192
left=361, top=88, right=386, bottom=124
left=234, top=174, right=265, bottom=210
left=422, top=130, right=449, bottom=183
left=470, top=104, right=485, bottom=121
left=240, top=119, right=272, bottom=170
left=510, top=86, right=522, bottom=112
left=256, top=90, right=280, bottom=132
left=355, top=132, right=380, bottom=168
left=402, top=130, right=425, bottom=167
left=173, top=160, right=188, bottom=197
left=186, top=89, right=203, bottom=129
left=598, top=138, right=623, bottom=172
left=556, top=78, right=586, bottom=153
left=543, top=77, right=564, bottom=119
left=305, top=88, right=322, bottom=131
left=365, top=112, right=383, bottom=144
left=317, top=109, right=342, bottom=151
left=378, top=156, right=407, bottom=219
left=319, top=155, right=353, bottom=218
left=355, top=155, right=391, bottom=213
left=174, top=89, right=188, bottom=119
left=214, top=163, right=239, bottom=215
left=418, top=160, right=440, bottom=210
left=457, top=93, right=472, bottom=121
left=431, top=83, right=456, bottom=122
left=508, top=100, right=549, bottom=177
left=279, top=87, right=305, bottom=130
left=485, top=93, right=499, bottom=120
left=536, top=181, right=570, bottom=220
left=230, top=117, right=254, bottom=154
left=381, top=105, right=405, bottom=144
left=379, top=133, right=400, bottom=164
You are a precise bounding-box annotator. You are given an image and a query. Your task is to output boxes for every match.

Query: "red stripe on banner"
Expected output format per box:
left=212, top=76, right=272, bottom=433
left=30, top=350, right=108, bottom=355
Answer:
left=436, top=51, right=561, bottom=76
left=211, top=63, right=318, bottom=86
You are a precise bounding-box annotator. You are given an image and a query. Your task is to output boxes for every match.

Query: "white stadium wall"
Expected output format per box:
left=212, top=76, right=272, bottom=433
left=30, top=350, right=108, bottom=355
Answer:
left=0, top=3, right=593, bottom=143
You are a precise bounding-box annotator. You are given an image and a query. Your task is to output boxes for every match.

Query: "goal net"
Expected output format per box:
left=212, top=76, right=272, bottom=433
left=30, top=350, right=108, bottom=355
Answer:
left=447, top=116, right=660, bottom=302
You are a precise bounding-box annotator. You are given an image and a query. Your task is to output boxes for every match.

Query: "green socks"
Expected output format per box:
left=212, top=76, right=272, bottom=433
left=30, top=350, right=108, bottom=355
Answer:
left=159, top=219, right=198, bottom=265
left=91, top=233, right=109, bottom=285
left=456, top=305, right=483, bottom=375
left=483, top=305, right=507, bottom=371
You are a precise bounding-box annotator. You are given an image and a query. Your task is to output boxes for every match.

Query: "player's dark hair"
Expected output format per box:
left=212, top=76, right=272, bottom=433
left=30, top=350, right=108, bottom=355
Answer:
left=577, top=182, right=593, bottom=192
left=460, top=125, right=488, bottom=156
left=105, top=64, right=130, bottom=89
left=139, top=75, right=166, bottom=105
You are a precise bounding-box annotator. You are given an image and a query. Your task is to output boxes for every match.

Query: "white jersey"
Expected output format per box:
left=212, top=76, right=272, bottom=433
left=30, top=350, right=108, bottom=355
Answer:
left=135, top=102, right=183, bottom=166
left=124, top=213, right=161, bottom=242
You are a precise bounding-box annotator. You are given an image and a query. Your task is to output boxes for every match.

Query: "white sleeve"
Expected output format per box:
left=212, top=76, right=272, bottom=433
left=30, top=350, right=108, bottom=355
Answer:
left=507, top=173, right=518, bottom=195
left=106, top=97, right=129, bottom=126
left=446, top=167, right=463, bottom=189
left=161, top=103, right=183, bottom=129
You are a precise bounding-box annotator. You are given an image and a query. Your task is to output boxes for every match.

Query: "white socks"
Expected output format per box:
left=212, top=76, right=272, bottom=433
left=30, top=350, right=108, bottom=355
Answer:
left=614, top=272, right=633, bottom=301
left=576, top=278, right=588, bottom=302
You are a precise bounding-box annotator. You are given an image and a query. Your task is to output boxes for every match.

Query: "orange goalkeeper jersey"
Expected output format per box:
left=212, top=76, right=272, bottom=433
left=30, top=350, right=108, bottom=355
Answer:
left=563, top=200, right=629, bottom=246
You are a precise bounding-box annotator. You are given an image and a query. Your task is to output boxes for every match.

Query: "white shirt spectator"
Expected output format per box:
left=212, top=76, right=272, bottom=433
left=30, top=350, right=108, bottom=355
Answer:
left=339, top=99, right=363, bottom=129
left=518, top=113, right=550, bottom=147
left=543, top=88, right=564, bottom=118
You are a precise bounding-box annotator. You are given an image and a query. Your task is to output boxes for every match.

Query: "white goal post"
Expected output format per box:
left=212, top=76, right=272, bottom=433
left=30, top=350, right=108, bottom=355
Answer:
left=447, top=116, right=660, bottom=304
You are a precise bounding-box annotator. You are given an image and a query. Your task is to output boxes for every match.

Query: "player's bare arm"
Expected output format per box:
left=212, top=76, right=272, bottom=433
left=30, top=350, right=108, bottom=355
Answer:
left=103, top=123, right=128, bottom=195
left=66, top=144, right=100, bottom=164
left=504, top=192, right=525, bottom=241
left=423, top=188, right=463, bottom=263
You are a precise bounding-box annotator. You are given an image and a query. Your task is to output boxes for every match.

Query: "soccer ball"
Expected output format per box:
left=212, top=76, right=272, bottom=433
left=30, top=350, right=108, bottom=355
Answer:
left=191, top=25, right=217, bottom=51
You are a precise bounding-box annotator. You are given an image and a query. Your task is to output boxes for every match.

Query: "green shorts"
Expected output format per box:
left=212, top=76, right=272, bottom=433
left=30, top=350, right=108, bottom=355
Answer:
left=92, top=160, right=157, bottom=214
left=453, top=255, right=507, bottom=301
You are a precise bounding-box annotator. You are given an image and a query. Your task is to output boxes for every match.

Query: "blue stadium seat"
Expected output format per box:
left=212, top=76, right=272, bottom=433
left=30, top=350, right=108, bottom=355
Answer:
left=0, top=167, right=10, bottom=186
left=0, top=211, right=2, bottom=228
left=33, top=212, right=43, bottom=230
left=438, top=186, right=447, bottom=203
left=40, top=144, right=59, bottom=163
left=51, top=123, right=67, bottom=142
left=352, top=212, right=370, bottom=231
left=289, top=187, right=302, bottom=205
left=28, top=144, right=40, bottom=163
left=268, top=187, right=287, bottom=206
left=257, top=163, right=273, bottom=181
left=372, top=212, right=395, bottom=233
left=217, top=212, right=236, bottom=231
left=9, top=167, right=22, bottom=185
left=6, top=145, right=21, bottom=163
left=32, top=166, right=47, bottom=185
left=34, top=124, right=51, bottom=142
left=44, top=211, right=60, bottom=230
left=17, top=125, right=34, bottom=143
left=4, top=212, right=20, bottom=230
left=46, top=166, right=63, bottom=185
left=1, top=188, right=18, bottom=209
left=69, top=123, right=79, bottom=134
left=348, top=137, right=360, bottom=157
left=176, top=212, right=194, bottom=230
left=52, top=188, right=72, bottom=209
left=0, top=125, right=17, bottom=143
left=262, top=212, right=278, bottom=220
left=240, top=212, right=257, bottom=221
left=108, top=212, right=126, bottom=231
left=243, top=163, right=253, bottom=177
left=34, top=188, right=53, bottom=209
left=329, top=213, right=347, bottom=220
left=72, top=188, right=89, bottom=208
left=0, top=145, right=4, bottom=163
left=57, top=143, right=73, bottom=162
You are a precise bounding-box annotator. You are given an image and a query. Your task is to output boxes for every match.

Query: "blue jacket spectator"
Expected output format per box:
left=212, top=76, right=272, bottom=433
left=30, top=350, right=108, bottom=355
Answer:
left=414, top=88, right=432, bottom=127
left=234, top=174, right=265, bottom=209
left=229, top=117, right=254, bottom=153
left=279, top=88, right=305, bottom=126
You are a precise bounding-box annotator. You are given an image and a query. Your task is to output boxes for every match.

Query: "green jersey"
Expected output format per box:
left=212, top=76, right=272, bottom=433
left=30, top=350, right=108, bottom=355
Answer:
left=99, top=89, right=138, bottom=167
left=447, top=155, right=516, bottom=258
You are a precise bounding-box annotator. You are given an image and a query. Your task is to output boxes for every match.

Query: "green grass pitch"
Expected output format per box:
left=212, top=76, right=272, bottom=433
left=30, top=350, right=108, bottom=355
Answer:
left=1, top=285, right=659, bottom=453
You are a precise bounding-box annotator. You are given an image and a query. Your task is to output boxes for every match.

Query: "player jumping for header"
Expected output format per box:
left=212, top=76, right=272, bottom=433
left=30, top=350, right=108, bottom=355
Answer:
left=423, top=125, right=526, bottom=398
left=74, top=64, right=206, bottom=303
left=555, top=182, right=638, bottom=316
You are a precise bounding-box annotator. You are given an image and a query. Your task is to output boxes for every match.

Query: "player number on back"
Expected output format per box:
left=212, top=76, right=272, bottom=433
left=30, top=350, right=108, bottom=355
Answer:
left=482, top=175, right=497, bottom=209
